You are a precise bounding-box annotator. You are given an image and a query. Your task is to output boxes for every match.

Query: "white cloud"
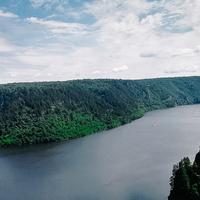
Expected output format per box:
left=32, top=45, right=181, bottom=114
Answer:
left=165, top=66, right=200, bottom=74
left=140, top=52, right=158, bottom=58
left=30, top=0, right=69, bottom=10
left=0, top=10, right=18, bottom=18
left=112, top=65, right=129, bottom=72
left=30, top=0, right=54, bottom=7
left=1, top=0, right=200, bottom=83
left=0, top=37, right=15, bottom=52
left=27, top=17, right=86, bottom=34
left=92, top=70, right=101, bottom=74
left=171, top=48, right=199, bottom=57
left=163, top=0, right=200, bottom=30
left=86, top=0, right=151, bottom=18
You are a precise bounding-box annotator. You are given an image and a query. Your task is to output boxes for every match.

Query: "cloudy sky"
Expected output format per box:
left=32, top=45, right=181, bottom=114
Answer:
left=0, top=0, right=200, bottom=83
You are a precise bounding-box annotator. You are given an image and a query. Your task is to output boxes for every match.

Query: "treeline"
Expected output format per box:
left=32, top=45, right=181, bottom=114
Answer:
left=169, top=151, right=200, bottom=200
left=1, top=76, right=200, bottom=146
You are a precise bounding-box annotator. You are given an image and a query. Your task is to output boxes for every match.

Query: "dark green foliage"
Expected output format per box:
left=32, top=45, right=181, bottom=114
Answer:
left=1, top=76, right=200, bottom=146
left=169, top=152, right=200, bottom=200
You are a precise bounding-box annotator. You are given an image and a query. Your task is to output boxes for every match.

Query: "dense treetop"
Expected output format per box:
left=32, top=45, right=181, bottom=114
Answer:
left=1, top=76, right=200, bottom=146
left=169, top=151, right=200, bottom=200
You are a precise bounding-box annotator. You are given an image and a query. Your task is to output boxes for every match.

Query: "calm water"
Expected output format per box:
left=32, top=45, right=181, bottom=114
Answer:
left=1, top=105, right=200, bottom=200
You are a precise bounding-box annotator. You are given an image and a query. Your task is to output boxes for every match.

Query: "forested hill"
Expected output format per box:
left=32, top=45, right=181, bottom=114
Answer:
left=1, top=76, right=200, bottom=146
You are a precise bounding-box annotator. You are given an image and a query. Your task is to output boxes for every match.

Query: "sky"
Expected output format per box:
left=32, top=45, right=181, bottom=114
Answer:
left=0, top=0, right=200, bottom=83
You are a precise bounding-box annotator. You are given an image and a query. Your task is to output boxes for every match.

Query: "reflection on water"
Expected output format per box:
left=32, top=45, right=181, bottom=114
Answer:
left=1, top=105, right=200, bottom=200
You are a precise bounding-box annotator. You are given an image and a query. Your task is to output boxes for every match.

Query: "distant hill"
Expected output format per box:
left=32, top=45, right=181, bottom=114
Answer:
left=1, top=76, right=200, bottom=146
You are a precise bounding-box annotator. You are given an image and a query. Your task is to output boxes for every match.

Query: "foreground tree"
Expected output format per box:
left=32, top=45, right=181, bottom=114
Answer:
left=169, top=151, right=200, bottom=200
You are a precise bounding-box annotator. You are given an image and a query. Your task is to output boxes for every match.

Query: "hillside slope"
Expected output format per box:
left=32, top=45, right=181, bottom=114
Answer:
left=1, top=76, right=200, bottom=146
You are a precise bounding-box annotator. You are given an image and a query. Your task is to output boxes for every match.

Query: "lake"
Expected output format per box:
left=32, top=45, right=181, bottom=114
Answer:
left=1, top=105, right=200, bottom=200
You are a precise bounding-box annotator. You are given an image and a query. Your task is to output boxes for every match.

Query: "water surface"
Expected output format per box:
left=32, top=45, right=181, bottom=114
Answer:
left=1, top=105, right=200, bottom=200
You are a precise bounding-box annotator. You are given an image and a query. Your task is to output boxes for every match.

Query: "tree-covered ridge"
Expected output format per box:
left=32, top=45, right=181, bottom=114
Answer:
left=1, top=76, right=200, bottom=146
left=169, top=151, right=200, bottom=200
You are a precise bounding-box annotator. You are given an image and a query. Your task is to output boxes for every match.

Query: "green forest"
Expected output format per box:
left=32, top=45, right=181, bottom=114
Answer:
left=169, top=151, right=200, bottom=200
left=1, top=76, right=200, bottom=146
